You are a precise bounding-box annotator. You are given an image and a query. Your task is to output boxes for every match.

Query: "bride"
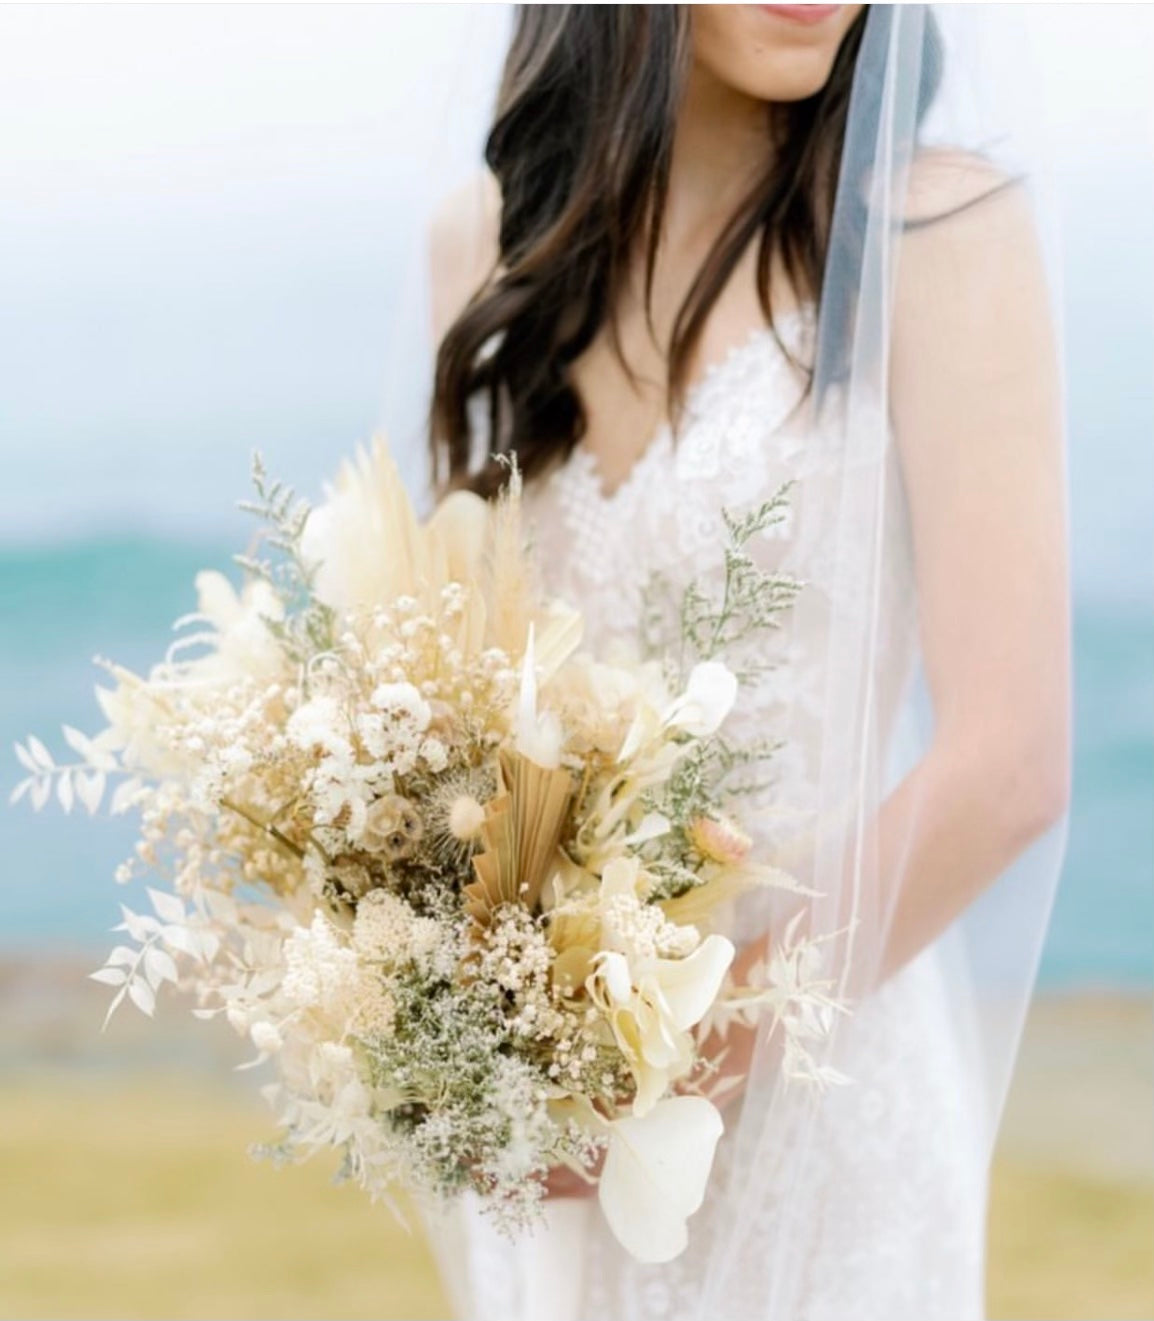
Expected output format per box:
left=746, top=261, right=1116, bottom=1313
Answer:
left=399, top=6, right=1070, bottom=1319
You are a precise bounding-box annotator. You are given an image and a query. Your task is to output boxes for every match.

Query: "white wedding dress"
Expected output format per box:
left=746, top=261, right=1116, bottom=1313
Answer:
left=420, top=306, right=988, bottom=1321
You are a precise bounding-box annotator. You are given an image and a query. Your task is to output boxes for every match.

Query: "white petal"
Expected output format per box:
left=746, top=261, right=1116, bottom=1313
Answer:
left=663, top=661, right=738, bottom=737
left=618, top=706, right=660, bottom=764
left=656, top=934, right=735, bottom=1031
left=622, top=812, right=671, bottom=847
left=599, top=855, right=641, bottom=902
left=630, top=1053, right=671, bottom=1118
left=592, top=950, right=633, bottom=1006
left=515, top=624, right=563, bottom=768
left=633, top=988, right=688, bottom=1072
left=598, top=1096, right=725, bottom=1263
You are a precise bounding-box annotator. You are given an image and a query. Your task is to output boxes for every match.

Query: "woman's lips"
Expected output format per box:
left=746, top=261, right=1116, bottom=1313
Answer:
left=754, top=5, right=843, bottom=25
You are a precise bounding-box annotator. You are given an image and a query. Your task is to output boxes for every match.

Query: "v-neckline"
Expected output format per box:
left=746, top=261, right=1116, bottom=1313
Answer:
left=570, top=307, right=808, bottom=505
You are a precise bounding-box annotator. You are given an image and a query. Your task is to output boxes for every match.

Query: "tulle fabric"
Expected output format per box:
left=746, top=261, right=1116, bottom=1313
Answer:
left=374, top=6, right=1070, bottom=1317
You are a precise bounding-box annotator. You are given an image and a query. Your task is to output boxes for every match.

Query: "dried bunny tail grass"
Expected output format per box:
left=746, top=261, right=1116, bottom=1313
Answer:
left=485, top=460, right=537, bottom=661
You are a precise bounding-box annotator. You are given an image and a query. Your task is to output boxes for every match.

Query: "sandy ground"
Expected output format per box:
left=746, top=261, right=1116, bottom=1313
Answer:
left=990, top=994, right=1153, bottom=1319
left=0, top=954, right=1150, bottom=1320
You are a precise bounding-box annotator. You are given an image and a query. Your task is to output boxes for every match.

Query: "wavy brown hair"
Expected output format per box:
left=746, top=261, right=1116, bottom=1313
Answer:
left=431, top=5, right=940, bottom=497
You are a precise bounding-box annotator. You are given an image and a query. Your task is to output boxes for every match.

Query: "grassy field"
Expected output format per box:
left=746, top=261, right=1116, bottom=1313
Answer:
left=0, top=1073, right=1150, bottom=1321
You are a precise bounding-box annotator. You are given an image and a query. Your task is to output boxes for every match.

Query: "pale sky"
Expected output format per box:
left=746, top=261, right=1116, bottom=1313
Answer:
left=0, top=3, right=1149, bottom=599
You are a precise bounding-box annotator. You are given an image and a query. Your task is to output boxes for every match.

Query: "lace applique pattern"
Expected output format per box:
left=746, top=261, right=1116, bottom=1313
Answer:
left=430, top=308, right=982, bottom=1321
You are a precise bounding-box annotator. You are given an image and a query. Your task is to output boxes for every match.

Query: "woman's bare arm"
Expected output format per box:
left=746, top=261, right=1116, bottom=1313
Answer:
left=428, top=170, right=501, bottom=345
left=876, top=160, right=1071, bottom=978
left=725, top=160, right=1070, bottom=1002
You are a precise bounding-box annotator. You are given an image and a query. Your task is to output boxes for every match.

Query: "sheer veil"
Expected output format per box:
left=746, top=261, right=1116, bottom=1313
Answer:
left=374, top=6, right=1070, bottom=1318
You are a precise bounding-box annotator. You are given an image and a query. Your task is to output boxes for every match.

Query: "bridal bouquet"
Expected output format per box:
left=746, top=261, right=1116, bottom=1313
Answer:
left=12, top=438, right=841, bottom=1263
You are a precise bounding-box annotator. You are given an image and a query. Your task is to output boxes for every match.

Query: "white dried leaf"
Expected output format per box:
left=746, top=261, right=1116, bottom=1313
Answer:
left=148, top=888, right=186, bottom=924
left=29, top=776, right=51, bottom=812
left=101, top=985, right=128, bottom=1031
left=27, top=736, right=54, bottom=770
left=76, top=770, right=106, bottom=816
left=118, top=905, right=159, bottom=942
left=110, top=777, right=144, bottom=816
left=161, top=925, right=201, bottom=957
left=247, top=969, right=284, bottom=997
left=62, top=724, right=92, bottom=759
left=14, top=742, right=38, bottom=774
left=89, top=967, right=127, bottom=987
left=144, top=946, right=179, bottom=987
left=56, top=771, right=74, bottom=813
left=127, top=978, right=156, bottom=1016
left=8, top=778, right=31, bottom=806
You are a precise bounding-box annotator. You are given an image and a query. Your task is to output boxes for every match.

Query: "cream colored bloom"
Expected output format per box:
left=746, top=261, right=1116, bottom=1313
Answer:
left=92, top=667, right=186, bottom=777
left=587, top=923, right=735, bottom=1116
left=96, top=571, right=287, bottom=767
left=574, top=660, right=738, bottom=872
left=663, top=660, right=738, bottom=737
left=548, top=652, right=669, bottom=758
left=598, top=1095, right=725, bottom=1263
left=618, top=659, right=738, bottom=762
left=299, top=435, right=488, bottom=620
left=188, top=569, right=286, bottom=683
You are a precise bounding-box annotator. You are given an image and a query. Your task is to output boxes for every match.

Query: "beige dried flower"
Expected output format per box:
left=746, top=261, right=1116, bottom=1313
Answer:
left=330, top=855, right=376, bottom=901
left=361, top=794, right=423, bottom=861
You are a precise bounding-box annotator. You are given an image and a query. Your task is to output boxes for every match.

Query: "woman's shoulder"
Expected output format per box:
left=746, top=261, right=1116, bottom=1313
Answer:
left=428, top=170, right=502, bottom=342
left=901, top=145, right=1023, bottom=228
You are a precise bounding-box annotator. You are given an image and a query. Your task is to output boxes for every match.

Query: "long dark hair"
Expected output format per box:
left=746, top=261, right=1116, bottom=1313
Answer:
left=431, top=5, right=937, bottom=497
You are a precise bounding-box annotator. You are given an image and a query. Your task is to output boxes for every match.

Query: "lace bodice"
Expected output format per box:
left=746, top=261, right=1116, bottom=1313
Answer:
left=423, top=307, right=986, bottom=1321
left=525, top=307, right=825, bottom=657
left=523, top=305, right=915, bottom=874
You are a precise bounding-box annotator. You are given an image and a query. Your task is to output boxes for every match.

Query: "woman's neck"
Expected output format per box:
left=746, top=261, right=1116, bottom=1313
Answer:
left=666, top=61, right=773, bottom=246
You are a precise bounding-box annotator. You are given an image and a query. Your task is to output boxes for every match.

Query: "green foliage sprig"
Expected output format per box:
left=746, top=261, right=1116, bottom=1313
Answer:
left=641, top=481, right=803, bottom=687
left=234, top=453, right=336, bottom=662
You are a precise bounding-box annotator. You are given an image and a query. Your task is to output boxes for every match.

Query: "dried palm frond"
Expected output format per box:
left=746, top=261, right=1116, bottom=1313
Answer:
left=425, top=489, right=489, bottom=652
left=464, top=748, right=573, bottom=928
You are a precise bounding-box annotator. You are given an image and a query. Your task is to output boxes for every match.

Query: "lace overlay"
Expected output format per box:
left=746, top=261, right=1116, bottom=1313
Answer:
left=422, top=308, right=986, bottom=1321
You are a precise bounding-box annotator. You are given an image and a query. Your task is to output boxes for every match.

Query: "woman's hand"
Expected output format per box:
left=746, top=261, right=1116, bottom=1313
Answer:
left=690, top=1014, right=759, bottom=1115
left=686, top=936, right=774, bottom=1114
left=542, top=1150, right=603, bottom=1200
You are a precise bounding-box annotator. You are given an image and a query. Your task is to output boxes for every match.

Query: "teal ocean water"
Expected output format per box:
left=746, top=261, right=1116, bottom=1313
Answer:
left=0, top=535, right=1150, bottom=990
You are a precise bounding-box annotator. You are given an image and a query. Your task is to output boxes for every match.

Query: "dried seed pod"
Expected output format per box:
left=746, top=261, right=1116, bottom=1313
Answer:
left=330, top=855, right=376, bottom=900
left=362, top=794, right=424, bottom=862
